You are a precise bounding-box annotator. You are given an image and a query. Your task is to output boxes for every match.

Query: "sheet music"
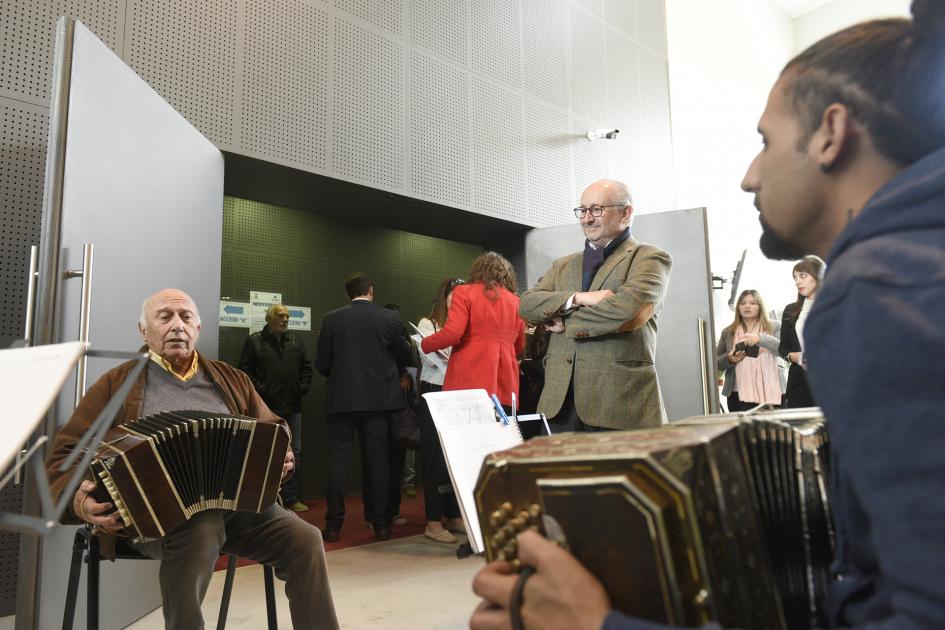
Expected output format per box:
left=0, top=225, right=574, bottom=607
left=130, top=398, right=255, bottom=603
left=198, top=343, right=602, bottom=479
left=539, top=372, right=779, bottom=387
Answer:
left=423, top=389, right=496, bottom=429
left=410, top=333, right=447, bottom=372
left=422, top=388, right=524, bottom=553
left=0, top=342, right=87, bottom=472
left=438, top=422, right=523, bottom=553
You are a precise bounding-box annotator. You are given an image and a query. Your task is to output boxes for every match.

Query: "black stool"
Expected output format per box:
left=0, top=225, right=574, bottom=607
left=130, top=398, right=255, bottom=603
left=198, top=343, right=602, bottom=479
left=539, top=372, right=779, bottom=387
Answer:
left=62, top=526, right=277, bottom=630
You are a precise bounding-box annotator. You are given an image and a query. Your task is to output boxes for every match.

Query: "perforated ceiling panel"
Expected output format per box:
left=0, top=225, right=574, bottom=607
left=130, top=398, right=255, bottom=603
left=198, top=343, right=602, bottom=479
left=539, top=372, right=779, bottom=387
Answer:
left=569, top=6, right=608, bottom=124
left=525, top=100, right=572, bottom=228
left=331, top=18, right=405, bottom=190
left=634, top=0, right=668, bottom=56
left=470, top=0, right=523, bottom=88
left=0, top=98, right=46, bottom=340
left=408, top=0, right=467, bottom=65
left=471, top=77, right=526, bottom=222
left=522, top=0, right=568, bottom=109
left=332, top=0, right=404, bottom=37
left=241, top=0, right=329, bottom=170
left=571, top=115, right=611, bottom=204
left=125, top=0, right=237, bottom=146
left=408, top=50, right=469, bottom=208
left=603, top=0, right=637, bottom=37
left=605, top=28, right=642, bottom=141
left=0, top=0, right=123, bottom=103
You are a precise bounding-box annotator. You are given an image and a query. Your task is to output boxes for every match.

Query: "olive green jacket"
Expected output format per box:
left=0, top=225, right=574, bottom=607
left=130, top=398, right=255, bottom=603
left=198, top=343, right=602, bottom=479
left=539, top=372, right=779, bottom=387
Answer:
left=520, top=238, right=672, bottom=429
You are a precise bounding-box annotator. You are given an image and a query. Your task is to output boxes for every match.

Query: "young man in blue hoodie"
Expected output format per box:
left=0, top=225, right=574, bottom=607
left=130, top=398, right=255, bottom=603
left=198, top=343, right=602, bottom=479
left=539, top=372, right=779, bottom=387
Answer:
left=469, top=3, right=945, bottom=629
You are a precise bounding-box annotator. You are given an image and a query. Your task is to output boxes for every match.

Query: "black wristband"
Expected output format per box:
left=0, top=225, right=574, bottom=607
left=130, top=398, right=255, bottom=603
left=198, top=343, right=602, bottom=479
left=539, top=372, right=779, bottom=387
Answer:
left=510, top=566, right=536, bottom=630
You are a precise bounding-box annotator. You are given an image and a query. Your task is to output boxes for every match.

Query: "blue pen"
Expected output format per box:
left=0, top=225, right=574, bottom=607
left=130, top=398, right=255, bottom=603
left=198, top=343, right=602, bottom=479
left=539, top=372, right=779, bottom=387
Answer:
left=491, top=393, right=510, bottom=425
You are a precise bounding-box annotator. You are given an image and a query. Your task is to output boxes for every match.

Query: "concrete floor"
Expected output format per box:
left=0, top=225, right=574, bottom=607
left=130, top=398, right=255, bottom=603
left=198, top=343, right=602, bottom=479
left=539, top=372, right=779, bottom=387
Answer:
left=124, top=534, right=483, bottom=629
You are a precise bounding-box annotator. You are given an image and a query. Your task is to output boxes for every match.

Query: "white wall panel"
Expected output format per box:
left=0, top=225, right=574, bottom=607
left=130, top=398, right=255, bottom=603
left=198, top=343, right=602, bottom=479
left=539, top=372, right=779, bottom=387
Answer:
left=525, top=100, right=572, bottom=228
left=470, top=77, right=526, bottom=222
left=408, top=50, right=470, bottom=208
left=570, top=115, right=611, bottom=204
left=523, top=0, right=569, bottom=109
left=569, top=6, right=609, bottom=124
left=604, top=0, right=637, bottom=38
left=332, top=0, right=404, bottom=36
left=638, top=46, right=674, bottom=212
left=331, top=17, right=405, bottom=190
left=571, top=0, right=604, bottom=17
left=635, top=0, right=668, bottom=55
left=241, top=0, right=330, bottom=170
left=470, top=0, right=523, bottom=88
left=408, top=0, right=467, bottom=64
left=605, top=28, right=643, bottom=142
left=125, top=0, right=237, bottom=146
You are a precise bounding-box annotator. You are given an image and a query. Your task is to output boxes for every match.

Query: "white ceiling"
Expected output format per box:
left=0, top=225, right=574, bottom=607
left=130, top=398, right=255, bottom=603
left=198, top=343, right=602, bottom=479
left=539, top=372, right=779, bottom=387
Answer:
left=768, top=0, right=836, bottom=19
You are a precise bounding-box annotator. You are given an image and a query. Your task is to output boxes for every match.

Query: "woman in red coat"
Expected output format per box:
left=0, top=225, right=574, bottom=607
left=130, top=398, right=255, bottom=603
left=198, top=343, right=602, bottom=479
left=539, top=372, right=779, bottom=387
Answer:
left=421, top=252, right=525, bottom=407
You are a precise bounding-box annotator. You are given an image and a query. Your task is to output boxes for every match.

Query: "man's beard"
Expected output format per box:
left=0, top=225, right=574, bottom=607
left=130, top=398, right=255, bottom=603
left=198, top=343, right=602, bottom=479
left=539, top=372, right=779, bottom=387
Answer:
left=758, top=216, right=807, bottom=260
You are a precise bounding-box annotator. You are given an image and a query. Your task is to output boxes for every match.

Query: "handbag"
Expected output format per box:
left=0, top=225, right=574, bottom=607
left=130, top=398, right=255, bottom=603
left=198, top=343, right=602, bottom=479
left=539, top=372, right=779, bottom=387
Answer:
left=390, top=391, right=421, bottom=450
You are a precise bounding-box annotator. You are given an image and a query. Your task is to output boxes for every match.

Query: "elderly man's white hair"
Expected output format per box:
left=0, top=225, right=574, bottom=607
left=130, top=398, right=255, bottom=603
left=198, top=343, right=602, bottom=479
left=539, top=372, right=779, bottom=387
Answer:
left=139, top=291, right=202, bottom=328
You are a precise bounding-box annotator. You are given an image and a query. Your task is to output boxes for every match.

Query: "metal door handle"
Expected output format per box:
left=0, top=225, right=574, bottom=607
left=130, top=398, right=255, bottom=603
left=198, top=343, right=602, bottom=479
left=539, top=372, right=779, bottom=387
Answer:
left=698, top=318, right=710, bottom=415
left=23, top=245, right=40, bottom=345
left=65, top=243, right=94, bottom=408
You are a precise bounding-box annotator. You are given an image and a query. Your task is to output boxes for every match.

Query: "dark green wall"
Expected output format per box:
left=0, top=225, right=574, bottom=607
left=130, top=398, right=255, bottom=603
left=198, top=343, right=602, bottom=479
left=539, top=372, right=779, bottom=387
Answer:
left=218, top=196, right=481, bottom=500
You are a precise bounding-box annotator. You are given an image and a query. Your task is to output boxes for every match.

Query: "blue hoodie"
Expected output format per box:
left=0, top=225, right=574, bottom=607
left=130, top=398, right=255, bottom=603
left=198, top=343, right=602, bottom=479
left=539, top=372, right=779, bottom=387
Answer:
left=805, top=144, right=945, bottom=628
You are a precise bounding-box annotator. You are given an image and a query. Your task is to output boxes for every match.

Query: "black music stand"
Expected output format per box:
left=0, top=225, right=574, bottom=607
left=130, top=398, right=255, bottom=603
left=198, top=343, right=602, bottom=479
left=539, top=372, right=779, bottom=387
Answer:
left=0, top=342, right=148, bottom=537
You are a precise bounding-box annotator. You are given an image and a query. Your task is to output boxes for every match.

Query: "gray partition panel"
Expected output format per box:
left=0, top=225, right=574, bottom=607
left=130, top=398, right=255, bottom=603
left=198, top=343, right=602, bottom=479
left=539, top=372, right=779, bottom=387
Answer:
left=524, top=208, right=717, bottom=421
left=35, top=19, right=223, bottom=630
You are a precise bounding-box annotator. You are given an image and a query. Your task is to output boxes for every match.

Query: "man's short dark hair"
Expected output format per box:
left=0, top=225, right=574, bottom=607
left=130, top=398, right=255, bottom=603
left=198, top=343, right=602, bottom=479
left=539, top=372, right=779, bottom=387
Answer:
left=345, top=272, right=372, bottom=299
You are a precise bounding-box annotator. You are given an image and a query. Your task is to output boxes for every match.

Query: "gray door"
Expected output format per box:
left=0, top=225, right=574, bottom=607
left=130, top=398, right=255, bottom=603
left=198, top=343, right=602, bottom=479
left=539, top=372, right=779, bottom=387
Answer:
left=524, top=207, right=717, bottom=421
left=30, top=19, right=223, bottom=629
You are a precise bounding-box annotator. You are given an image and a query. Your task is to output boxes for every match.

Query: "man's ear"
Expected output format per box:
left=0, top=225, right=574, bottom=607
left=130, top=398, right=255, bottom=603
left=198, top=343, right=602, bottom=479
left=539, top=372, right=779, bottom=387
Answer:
left=622, top=204, right=634, bottom=225
left=809, top=103, right=855, bottom=171
left=138, top=322, right=147, bottom=341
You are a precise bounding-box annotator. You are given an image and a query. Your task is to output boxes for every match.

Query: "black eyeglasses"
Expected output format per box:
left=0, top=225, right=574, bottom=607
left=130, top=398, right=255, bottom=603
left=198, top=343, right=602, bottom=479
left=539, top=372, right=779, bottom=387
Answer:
left=573, top=204, right=625, bottom=219
left=447, top=278, right=465, bottom=288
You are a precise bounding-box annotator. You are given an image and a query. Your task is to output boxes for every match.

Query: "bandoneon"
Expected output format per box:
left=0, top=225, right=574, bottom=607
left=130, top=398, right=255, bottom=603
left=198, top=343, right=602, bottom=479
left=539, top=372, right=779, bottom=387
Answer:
left=90, top=410, right=289, bottom=542
left=475, top=408, right=831, bottom=630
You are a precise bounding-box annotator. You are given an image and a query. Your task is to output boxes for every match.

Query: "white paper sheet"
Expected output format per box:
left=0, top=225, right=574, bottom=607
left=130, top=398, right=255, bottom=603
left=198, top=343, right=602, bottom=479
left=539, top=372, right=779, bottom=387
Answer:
left=0, top=342, right=86, bottom=472
left=422, top=388, right=523, bottom=552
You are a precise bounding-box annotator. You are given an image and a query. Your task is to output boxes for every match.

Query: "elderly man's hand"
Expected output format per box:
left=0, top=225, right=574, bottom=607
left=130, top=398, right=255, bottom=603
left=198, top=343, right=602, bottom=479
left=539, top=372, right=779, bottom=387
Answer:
left=470, top=530, right=611, bottom=630
left=573, top=289, right=615, bottom=307
left=282, top=446, right=295, bottom=479
left=72, top=480, right=124, bottom=532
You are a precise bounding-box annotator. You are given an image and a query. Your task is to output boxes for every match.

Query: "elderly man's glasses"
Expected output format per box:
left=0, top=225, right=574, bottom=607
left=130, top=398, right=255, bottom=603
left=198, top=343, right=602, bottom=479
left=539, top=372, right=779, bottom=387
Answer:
left=573, top=204, right=625, bottom=219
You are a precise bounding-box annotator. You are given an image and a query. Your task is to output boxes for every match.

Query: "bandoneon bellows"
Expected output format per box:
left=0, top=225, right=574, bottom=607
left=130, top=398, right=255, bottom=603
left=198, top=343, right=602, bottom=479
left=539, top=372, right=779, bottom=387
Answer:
left=90, top=411, right=290, bottom=542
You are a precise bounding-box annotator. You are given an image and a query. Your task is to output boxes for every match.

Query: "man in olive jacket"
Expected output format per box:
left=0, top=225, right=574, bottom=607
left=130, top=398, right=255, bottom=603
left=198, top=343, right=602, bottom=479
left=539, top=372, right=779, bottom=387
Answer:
left=520, top=179, right=672, bottom=431
left=239, top=303, right=313, bottom=511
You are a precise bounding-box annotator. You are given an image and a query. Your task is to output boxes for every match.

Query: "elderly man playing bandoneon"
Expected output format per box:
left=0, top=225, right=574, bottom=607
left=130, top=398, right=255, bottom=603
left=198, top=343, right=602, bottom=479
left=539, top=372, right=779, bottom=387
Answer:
left=46, top=288, right=339, bottom=630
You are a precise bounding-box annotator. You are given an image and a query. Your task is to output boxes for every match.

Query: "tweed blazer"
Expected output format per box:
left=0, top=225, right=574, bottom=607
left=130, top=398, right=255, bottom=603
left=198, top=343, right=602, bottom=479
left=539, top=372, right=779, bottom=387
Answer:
left=520, top=238, right=672, bottom=429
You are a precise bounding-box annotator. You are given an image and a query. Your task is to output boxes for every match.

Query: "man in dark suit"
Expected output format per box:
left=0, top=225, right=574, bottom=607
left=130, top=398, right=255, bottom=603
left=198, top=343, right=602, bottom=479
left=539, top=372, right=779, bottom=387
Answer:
left=315, top=273, right=412, bottom=541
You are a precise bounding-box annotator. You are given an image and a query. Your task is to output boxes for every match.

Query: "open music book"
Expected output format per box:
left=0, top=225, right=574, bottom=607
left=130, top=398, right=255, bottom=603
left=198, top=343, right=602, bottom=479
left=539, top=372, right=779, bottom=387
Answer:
left=422, top=389, right=531, bottom=553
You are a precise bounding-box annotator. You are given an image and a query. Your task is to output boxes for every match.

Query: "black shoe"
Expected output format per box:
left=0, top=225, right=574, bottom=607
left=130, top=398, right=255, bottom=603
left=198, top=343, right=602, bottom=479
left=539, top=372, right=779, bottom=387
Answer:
left=374, top=526, right=392, bottom=541
left=323, top=527, right=341, bottom=543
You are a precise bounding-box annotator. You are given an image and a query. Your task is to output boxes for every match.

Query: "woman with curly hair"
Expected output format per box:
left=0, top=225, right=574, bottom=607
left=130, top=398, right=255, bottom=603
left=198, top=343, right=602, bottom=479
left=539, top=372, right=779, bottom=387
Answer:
left=421, top=252, right=525, bottom=409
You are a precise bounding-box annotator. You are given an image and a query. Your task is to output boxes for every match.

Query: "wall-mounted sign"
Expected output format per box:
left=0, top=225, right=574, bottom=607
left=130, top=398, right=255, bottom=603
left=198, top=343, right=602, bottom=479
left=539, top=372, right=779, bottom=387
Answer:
left=219, top=301, right=250, bottom=327
left=285, top=306, right=311, bottom=331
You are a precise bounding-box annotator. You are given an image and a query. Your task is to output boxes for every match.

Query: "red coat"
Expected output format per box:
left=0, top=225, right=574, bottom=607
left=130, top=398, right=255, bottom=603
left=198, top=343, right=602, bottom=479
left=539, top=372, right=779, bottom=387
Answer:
left=421, top=283, right=525, bottom=406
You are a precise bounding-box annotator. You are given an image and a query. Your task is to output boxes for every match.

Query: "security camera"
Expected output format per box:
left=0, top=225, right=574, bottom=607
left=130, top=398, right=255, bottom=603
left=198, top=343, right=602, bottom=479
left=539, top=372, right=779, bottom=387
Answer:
left=586, top=128, right=620, bottom=141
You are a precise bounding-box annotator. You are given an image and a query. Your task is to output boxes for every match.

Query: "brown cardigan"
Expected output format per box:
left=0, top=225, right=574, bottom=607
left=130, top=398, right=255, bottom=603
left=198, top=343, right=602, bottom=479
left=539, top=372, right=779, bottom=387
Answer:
left=45, top=349, right=284, bottom=531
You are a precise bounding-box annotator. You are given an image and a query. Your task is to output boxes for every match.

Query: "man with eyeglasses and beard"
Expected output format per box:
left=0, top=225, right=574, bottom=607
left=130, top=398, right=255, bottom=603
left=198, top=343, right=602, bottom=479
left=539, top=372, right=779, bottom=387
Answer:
left=519, top=178, right=672, bottom=433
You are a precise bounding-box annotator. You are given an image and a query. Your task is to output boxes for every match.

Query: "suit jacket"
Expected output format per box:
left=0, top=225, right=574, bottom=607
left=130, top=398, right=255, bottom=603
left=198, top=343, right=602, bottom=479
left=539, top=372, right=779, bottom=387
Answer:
left=421, top=283, right=525, bottom=406
left=778, top=302, right=815, bottom=407
left=520, top=238, right=672, bottom=429
left=315, top=300, right=413, bottom=415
